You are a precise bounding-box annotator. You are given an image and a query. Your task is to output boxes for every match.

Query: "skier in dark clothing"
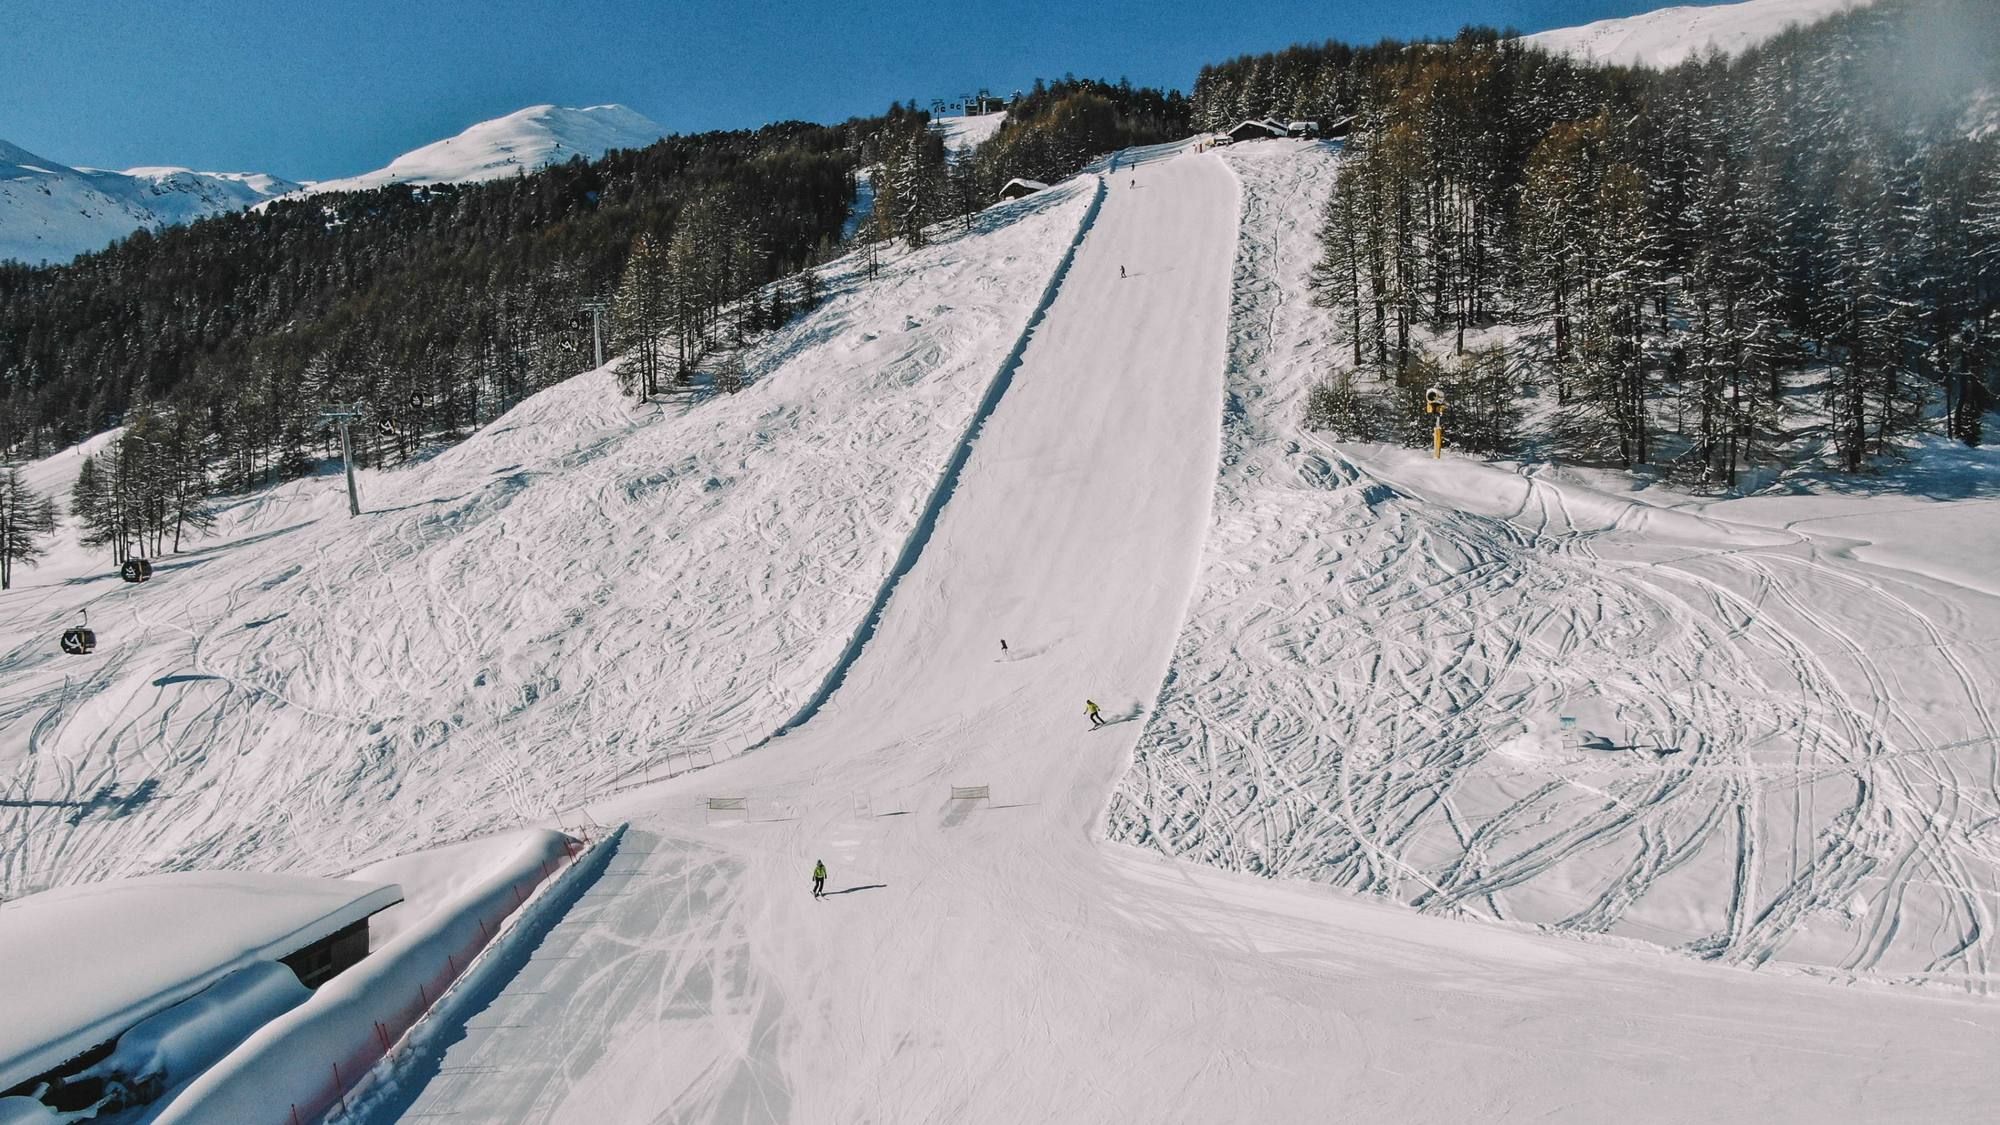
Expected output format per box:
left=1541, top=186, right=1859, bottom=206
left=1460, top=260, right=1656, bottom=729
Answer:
left=812, top=860, right=827, bottom=898
left=1086, top=699, right=1105, bottom=728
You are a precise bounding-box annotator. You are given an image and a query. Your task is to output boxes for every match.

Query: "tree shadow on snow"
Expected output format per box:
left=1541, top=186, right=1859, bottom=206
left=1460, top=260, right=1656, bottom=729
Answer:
left=1582, top=735, right=1685, bottom=760
left=152, top=673, right=222, bottom=687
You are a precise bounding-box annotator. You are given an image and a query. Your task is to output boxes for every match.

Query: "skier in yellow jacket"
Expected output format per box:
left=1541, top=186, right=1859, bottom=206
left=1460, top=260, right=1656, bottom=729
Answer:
left=812, top=860, right=827, bottom=899
left=1086, top=699, right=1105, bottom=728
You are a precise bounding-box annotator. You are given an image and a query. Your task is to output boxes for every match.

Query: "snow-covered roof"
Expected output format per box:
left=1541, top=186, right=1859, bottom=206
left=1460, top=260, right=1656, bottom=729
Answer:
left=0, top=872, right=402, bottom=1092
left=999, top=178, right=1049, bottom=195
left=1225, top=119, right=1287, bottom=138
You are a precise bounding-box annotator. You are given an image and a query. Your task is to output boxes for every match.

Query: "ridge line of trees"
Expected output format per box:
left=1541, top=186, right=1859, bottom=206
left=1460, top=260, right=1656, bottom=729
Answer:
left=1293, top=0, right=1997, bottom=481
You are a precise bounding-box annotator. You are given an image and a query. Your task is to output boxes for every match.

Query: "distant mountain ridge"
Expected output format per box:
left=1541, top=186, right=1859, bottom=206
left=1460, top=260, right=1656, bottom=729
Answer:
left=0, top=104, right=667, bottom=267
left=1523, top=0, right=1876, bottom=68
left=0, top=140, right=301, bottom=266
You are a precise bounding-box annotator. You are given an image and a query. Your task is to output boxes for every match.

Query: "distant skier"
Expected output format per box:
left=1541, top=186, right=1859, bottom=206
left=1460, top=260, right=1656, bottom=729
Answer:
left=1119, top=265, right=1126, bottom=279
left=1086, top=699, right=1105, bottom=728
left=1000, top=638, right=1009, bottom=654
left=812, top=860, right=827, bottom=899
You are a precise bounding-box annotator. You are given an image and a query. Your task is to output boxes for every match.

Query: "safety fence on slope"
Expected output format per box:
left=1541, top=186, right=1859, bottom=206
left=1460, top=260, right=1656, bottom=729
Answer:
left=297, top=841, right=584, bottom=1122
left=190, top=827, right=615, bottom=1125
left=154, top=824, right=616, bottom=1120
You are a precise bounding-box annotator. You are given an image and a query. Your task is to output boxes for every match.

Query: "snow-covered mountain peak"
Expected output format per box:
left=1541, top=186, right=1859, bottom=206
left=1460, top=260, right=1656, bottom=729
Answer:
left=0, top=103, right=663, bottom=264
left=0, top=138, right=66, bottom=175
left=1524, top=0, right=1875, bottom=69
left=0, top=139, right=300, bottom=266
left=302, top=103, right=668, bottom=195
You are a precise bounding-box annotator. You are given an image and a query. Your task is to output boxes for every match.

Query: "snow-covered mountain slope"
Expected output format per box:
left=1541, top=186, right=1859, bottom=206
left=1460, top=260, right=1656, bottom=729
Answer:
left=0, top=140, right=300, bottom=266
left=1525, top=0, right=1874, bottom=68
left=1109, top=139, right=2000, bottom=984
left=10, top=138, right=2000, bottom=1122
left=0, top=183, right=1093, bottom=890
left=931, top=111, right=1006, bottom=156
left=301, top=104, right=666, bottom=195
left=354, top=146, right=2000, bottom=1123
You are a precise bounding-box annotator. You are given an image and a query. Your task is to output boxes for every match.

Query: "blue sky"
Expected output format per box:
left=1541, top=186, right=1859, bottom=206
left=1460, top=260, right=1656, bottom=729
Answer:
left=1, top=0, right=1729, bottom=180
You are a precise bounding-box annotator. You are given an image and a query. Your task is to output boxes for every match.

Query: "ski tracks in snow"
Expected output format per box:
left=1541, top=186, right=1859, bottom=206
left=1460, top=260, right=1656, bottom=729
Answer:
left=0, top=186, right=1097, bottom=896
left=1106, top=141, right=2000, bottom=986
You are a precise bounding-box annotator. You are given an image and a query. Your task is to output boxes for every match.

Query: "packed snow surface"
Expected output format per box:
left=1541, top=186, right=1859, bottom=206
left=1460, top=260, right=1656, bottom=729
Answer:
left=1524, top=0, right=1874, bottom=68
left=930, top=112, right=1006, bottom=156
left=0, top=140, right=299, bottom=266
left=338, top=145, right=2000, bottom=1123
left=302, top=105, right=666, bottom=195
left=0, top=872, right=398, bottom=1091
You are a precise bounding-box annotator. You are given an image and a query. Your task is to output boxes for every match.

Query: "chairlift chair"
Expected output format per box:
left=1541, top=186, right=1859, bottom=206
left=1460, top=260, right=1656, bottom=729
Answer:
left=60, top=610, right=95, bottom=656
left=120, top=558, right=153, bottom=583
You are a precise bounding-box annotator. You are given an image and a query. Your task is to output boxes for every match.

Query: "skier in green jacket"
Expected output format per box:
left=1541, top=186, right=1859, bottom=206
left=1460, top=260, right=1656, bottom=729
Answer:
left=1086, top=699, right=1105, bottom=728
left=812, top=860, right=827, bottom=898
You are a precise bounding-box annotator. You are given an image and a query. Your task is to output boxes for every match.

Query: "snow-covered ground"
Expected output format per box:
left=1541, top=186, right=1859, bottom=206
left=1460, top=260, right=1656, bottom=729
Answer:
left=930, top=112, right=1006, bottom=157
left=1108, top=139, right=2000, bottom=983
left=0, top=183, right=1093, bottom=894
left=299, top=105, right=666, bottom=196
left=336, top=145, right=2000, bottom=1123
left=0, top=871, right=398, bottom=1095
left=8, top=129, right=2000, bottom=1122
left=1524, top=0, right=1874, bottom=68
left=155, top=829, right=578, bottom=1125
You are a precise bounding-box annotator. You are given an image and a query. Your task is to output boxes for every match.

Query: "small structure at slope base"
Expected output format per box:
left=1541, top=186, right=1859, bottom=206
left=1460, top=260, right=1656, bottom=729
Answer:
left=1224, top=119, right=1288, bottom=143
left=0, top=871, right=403, bottom=1102
left=997, top=178, right=1049, bottom=202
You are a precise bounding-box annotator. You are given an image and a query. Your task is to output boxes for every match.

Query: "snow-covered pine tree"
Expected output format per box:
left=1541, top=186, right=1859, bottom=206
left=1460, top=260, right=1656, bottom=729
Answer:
left=612, top=231, right=668, bottom=398
left=1822, top=148, right=1902, bottom=471
left=159, top=407, right=215, bottom=553
left=1303, top=369, right=1384, bottom=440
left=1311, top=160, right=1372, bottom=368
left=71, top=451, right=125, bottom=565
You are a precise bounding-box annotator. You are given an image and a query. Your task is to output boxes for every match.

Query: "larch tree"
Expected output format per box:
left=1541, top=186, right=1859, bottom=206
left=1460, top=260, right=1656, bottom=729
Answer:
left=0, top=466, right=58, bottom=590
left=613, top=233, right=669, bottom=402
